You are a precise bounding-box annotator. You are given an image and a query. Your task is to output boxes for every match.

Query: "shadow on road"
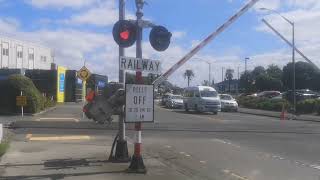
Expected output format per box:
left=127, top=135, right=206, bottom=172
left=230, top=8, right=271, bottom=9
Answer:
left=0, top=170, right=126, bottom=180
left=0, top=157, right=127, bottom=180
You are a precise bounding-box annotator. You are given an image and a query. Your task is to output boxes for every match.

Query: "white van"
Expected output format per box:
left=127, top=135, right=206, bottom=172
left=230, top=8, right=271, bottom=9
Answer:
left=183, top=86, right=221, bottom=114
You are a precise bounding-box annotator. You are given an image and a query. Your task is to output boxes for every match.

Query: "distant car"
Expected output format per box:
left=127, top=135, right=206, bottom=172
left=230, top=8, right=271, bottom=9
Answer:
left=166, top=95, right=184, bottom=109
left=271, top=93, right=283, bottom=100
left=161, top=93, right=173, bottom=106
left=285, top=89, right=320, bottom=102
left=183, top=86, right=221, bottom=114
left=257, top=91, right=281, bottom=98
left=219, top=94, right=238, bottom=112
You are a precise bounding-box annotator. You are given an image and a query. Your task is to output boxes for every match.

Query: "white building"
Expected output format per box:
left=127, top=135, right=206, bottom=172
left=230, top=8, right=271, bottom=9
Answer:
left=0, top=35, right=53, bottom=70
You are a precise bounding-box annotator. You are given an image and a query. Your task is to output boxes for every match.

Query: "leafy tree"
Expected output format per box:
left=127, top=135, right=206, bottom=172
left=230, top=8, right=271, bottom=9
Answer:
left=251, top=66, right=266, bottom=77
left=225, top=69, right=234, bottom=92
left=239, top=71, right=255, bottom=93
left=282, top=62, right=320, bottom=91
left=183, top=69, right=195, bottom=87
left=202, top=80, right=210, bottom=86
left=267, top=64, right=282, bottom=79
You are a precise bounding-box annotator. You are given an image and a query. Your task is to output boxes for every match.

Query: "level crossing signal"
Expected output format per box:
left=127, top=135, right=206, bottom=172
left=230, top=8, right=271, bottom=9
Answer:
left=112, top=20, right=137, bottom=48
left=113, top=21, right=172, bottom=51
left=149, top=26, right=172, bottom=51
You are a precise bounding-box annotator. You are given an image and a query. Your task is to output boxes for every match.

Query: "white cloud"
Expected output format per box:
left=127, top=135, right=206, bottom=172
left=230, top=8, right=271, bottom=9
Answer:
left=26, top=0, right=98, bottom=9
left=253, top=0, right=281, bottom=11
left=63, top=0, right=135, bottom=27
left=172, top=31, right=187, bottom=39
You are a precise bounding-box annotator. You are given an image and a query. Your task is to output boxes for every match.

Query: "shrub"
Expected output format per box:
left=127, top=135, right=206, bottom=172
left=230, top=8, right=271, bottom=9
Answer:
left=238, top=96, right=288, bottom=112
left=0, top=74, right=51, bottom=114
left=296, top=99, right=320, bottom=114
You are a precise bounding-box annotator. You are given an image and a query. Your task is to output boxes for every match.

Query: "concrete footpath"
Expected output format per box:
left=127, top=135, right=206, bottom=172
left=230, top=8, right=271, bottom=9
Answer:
left=239, top=107, right=320, bottom=122
left=0, top=103, right=191, bottom=180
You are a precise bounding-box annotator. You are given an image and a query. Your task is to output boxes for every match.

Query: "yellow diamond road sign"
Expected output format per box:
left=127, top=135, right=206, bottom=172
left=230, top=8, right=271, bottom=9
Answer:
left=77, top=66, right=91, bottom=81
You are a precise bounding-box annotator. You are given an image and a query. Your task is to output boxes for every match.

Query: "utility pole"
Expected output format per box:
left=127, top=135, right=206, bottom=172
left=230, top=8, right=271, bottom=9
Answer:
left=128, top=0, right=146, bottom=173
left=292, top=22, right=296, bottom=115
left=114, top=0, right=130, bottom=162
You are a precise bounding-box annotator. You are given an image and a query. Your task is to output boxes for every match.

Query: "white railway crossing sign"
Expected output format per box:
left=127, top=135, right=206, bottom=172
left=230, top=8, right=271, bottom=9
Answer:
left=120, top=56, right=161, bottom=74
left=125, top=84, right=154, bottom=123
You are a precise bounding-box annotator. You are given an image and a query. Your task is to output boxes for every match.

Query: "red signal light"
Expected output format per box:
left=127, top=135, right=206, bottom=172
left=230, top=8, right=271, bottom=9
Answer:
left=120, top=30, right=130, bottom=40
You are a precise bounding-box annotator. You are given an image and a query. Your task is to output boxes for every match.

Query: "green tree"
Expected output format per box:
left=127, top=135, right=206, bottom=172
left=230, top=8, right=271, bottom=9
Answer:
left=225, top=69, right=234, bottom=92
left=184, top=69, right=195, bottom=87
left=282, top=62, right=320, bottom=91
left=239, top=71, right=255, bottom=93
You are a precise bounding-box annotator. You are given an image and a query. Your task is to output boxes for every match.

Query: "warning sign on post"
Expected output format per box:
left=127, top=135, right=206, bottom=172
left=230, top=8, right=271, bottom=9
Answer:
left=125, top=84, right=154, bottom=123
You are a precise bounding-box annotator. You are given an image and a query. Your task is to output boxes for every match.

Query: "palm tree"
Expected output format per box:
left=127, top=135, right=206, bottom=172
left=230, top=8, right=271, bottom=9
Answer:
left=225, top=69, right=234, bottom=92
left=183, top=69, right=195, bottom=87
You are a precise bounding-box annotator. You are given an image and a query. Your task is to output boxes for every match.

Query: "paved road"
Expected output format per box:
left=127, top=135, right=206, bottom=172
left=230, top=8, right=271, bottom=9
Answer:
left=2, top=103, right=320, bottom=179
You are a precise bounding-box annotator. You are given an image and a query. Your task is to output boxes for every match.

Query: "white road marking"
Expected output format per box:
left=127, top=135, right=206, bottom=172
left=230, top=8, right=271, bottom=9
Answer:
left=185, top=154, right=191, bottom=157
left=165, top=145, right=171, bottom=148
left=179, top=152, right=186, bottom=154
left=222, top=169, right=249, bottom=180
left=36, top=117, right=79, bottom=122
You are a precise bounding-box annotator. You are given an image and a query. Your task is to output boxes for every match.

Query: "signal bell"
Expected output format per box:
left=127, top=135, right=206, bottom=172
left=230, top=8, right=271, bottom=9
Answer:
left=113, top=20, right=137, bottom=48
left=149, top=26, right=172, bottom=51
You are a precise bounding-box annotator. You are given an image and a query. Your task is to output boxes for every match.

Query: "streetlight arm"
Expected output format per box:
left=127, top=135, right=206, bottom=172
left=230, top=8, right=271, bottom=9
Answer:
left=259, top=8, right=293, bottom=25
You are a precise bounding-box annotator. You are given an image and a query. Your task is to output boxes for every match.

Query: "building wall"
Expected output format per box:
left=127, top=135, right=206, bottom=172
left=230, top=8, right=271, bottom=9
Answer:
left=0, top=35, right=53, bottom=70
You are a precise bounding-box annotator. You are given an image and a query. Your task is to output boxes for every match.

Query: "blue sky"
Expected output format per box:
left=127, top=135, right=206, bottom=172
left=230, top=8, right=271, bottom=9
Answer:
left=0, top=0, right=319, bottom=87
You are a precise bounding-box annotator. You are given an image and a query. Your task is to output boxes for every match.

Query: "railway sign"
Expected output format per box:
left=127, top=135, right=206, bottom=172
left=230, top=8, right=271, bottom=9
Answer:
left=16, top=96, right=27, bottom=107
left=125, top=84, right=154, bottom=123
left=120, top=56, right=161, bottom=74
left=77, top=66, right=91, bottom=81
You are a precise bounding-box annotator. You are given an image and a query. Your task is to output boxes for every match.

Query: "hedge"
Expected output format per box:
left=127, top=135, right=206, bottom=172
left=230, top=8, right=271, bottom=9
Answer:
left=237, top=96, right=288, bottom=112
left=0, top=74, right=55, bottom=114
left=238, top=96, right=320, bottom=115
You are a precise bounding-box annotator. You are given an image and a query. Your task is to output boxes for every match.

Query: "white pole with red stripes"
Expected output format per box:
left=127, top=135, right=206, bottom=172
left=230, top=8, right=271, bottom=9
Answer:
left=153, top=0, right=260, bottom=86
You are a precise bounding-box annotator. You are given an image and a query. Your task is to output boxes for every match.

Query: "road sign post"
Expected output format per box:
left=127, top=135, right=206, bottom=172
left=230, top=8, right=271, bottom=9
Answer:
left=77, top=66, right=91, bottom=119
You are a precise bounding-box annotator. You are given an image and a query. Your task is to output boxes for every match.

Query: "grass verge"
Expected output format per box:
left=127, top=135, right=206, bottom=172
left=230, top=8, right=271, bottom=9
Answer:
left=0, top=142, right=9, bottom=157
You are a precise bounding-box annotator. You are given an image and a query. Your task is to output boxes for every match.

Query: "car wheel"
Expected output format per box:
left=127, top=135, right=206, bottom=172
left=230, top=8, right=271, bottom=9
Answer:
left=195, top=105, right=200, bottom=113
left=213, top=112, right=218, bottom=115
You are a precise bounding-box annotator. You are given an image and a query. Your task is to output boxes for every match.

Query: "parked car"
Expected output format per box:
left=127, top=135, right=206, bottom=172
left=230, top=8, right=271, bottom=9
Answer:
left=257, top=91, right=281, bottom=98
left=183, top=86, right=221, bottom=114
left=219, top=94, right=238, bottom=112
left=285, top=89, right=320, bottom=102
left=161, top=93, right=173, bottom=106
left=166, top=95, right=184, bottom=109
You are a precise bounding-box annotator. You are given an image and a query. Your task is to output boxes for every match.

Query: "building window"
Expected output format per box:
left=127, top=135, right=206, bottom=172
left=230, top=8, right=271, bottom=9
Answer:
left=17, top=51, right=23, bottom=58
left=41, top=56, right=47, bottom=62
left=2, top=47, right=9, bottom=56
left=28, top=53, right=34, bottom=60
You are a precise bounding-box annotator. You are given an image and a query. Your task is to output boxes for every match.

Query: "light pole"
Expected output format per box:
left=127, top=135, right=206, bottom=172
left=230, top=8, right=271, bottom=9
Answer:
left=260, top=7, right=296, bottom=114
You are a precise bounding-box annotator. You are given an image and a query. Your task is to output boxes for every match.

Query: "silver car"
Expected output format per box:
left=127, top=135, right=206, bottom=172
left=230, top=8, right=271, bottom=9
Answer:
left=166, top=95, right=184, bottom=109
left=219, top=94, right=238, bottom=112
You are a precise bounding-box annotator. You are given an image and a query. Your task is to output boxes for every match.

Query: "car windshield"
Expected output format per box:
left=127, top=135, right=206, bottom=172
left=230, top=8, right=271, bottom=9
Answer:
left=171, top=95, right=182, bottom=99
left=220, top=95, right=233, bottom=100
left=200, top=90, right=218, bottom=97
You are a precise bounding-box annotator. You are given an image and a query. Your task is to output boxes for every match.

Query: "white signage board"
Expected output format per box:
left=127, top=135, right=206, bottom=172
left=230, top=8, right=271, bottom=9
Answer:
left=0, top=124, right=3, bottom=143
left=125, top=84, right=154, bottom=123
left=120, top=56, right=161, bottom=74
